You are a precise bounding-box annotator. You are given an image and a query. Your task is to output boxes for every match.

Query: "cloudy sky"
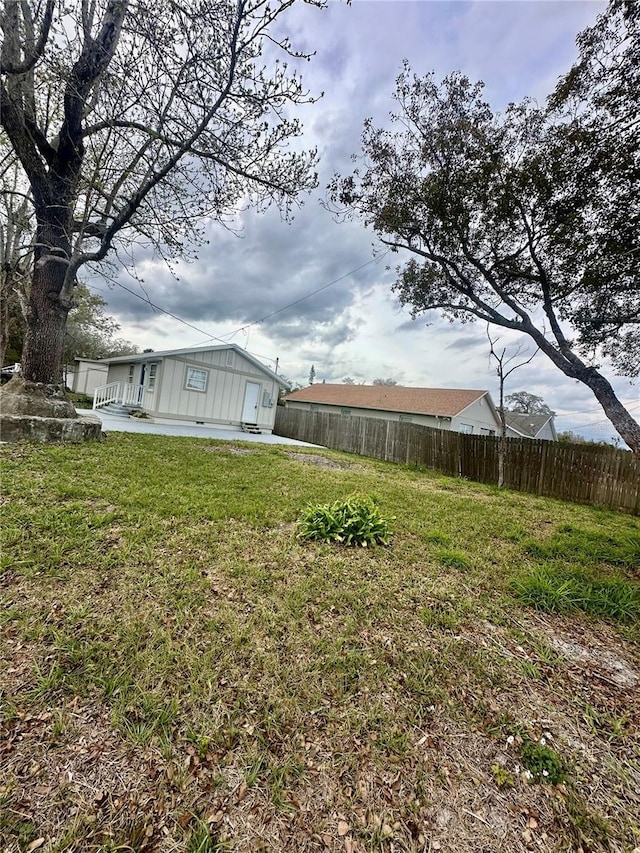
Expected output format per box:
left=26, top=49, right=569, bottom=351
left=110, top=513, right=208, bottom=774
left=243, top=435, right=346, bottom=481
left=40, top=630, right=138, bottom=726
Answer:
left=90, top=0, right=639, bottom=444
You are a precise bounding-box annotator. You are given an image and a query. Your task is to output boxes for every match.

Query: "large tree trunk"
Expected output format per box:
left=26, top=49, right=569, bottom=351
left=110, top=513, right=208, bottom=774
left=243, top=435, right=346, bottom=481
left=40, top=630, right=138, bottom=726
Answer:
left=527, top=326, right=640, bottom=453
left=577, top=367, right=640, bottom=454
left=20, top=217, right=73, bottom=385
left=20, top=271, right=69, bottom=384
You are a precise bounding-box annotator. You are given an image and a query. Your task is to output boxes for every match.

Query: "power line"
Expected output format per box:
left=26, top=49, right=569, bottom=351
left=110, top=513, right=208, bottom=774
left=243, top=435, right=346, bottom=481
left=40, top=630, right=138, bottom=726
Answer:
left=215, top=252, right=388, bottom=341
left=555, top=401, right=640, bottom=418
left=89, top=250, right=386, bottom=364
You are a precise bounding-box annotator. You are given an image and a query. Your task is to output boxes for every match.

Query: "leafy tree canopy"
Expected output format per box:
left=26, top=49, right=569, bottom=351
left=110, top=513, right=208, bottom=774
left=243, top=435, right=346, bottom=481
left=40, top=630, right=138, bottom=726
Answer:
left=64, top=284, right=138, bottom=363
left=330, top=1, right=640, bottom=451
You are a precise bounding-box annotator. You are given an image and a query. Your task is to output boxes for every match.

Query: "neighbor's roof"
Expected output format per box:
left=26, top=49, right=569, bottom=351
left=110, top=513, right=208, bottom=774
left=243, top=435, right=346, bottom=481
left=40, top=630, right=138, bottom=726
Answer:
left=285, top=384, right=491, bottom=417
left=103, top=343, right=289, bottom=387
left=505, top=412, right=554, bottom=438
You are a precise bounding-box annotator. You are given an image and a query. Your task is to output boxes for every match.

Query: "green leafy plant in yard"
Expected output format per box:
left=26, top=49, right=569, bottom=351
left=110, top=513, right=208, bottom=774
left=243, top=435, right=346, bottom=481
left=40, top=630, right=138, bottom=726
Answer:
left=297, top=494, right=394, bottom=546
left=513, top=565, right=640, bottom=622
left=520, top=735, right=566, bottom=784
left=491, top=764, right=515, bottom=789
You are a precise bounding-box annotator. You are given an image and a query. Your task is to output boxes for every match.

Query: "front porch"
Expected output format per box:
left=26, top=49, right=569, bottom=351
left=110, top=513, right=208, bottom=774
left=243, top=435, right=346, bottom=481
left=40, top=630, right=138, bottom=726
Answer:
left=93, top=382, right=144, bottom=412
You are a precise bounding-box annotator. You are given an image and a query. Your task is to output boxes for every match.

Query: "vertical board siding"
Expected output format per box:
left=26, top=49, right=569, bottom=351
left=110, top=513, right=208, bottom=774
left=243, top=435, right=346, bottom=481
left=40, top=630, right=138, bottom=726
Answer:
left=275, top=408, right=640, bottom=515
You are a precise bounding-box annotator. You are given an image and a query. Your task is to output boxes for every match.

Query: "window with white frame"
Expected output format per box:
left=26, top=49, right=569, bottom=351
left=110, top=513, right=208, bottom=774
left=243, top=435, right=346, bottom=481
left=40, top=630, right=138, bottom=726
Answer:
left=148, top=363, right=158, bottom=391
left=128, top=364, right=135, bottom=384
left=225, top=349, right=235, bottom=368
left=185, top=366, right=208, bottom=392
left=459, top=423, right=474, bottom=434
left=480, top=427, right=495, bottom=436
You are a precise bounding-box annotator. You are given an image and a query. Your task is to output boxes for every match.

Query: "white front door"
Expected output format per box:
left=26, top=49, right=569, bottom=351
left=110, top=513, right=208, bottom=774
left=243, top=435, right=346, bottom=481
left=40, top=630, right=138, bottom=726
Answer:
left=242, top=382, right=261, bottom=422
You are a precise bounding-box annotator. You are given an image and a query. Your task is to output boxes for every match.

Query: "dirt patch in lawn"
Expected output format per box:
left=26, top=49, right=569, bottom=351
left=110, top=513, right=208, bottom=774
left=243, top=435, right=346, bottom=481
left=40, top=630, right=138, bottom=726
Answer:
left=203, top=444, right=254, bottom=455
left=284, top=452, right=363, bottom=470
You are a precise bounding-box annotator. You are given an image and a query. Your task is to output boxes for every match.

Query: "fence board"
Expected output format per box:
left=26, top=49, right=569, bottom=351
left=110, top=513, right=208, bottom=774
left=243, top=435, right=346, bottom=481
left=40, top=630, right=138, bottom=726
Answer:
left=275, top=407, right=640, bottom=515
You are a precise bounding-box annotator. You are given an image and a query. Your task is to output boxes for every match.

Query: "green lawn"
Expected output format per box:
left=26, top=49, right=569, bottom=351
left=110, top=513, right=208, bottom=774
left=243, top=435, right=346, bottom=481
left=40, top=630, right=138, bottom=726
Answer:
left=1, top=434, right=639, bottom=852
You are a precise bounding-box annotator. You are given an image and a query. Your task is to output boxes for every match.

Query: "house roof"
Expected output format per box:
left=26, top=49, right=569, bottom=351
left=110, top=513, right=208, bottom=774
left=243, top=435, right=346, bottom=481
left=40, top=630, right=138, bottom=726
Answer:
left=505, top=412, right=554, bottom=438
left=285, top=384, right=492, bottom=418
left=100, top=344, right=289, bottom=387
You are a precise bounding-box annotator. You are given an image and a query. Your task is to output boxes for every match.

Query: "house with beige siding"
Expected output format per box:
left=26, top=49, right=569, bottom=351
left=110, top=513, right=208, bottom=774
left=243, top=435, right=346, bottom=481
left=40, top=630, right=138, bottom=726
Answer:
left=71, top=358, right=109, bottom=396
left=284, top=384, right=502, bottom=435
left=88, top=344, right=288, bottom=433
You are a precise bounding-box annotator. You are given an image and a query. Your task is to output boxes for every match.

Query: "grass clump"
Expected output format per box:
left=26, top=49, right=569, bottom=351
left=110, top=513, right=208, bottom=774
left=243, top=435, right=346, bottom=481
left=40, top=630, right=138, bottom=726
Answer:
left=524, top=526, right=640, bottom=570
left=297, top=493, right=393, bottom=546
left=436, top=548, right=471, bottom=570
left=513, top=565, right=640, bottom=623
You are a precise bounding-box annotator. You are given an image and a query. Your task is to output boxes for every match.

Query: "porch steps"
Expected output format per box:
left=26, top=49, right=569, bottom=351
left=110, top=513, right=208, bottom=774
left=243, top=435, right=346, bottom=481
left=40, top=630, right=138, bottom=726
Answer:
left=100, top=402, right=140, bottom=418
left=241, top=422, right=262, bottom=434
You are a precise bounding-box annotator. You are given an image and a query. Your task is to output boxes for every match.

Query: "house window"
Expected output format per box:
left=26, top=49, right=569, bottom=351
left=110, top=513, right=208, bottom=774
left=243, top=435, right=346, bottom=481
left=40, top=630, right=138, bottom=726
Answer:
left=310, top=404, right=320, bottom=412
left=226, top=350, right=235, bottom=368
left=148, top=363, right=158, bottom=391
left=480, top=427, right=495, bottom=436
left=128, top=364, right=135, bottom=384
left=185, top=366, right=208, bottom=392
left=399, top=416, right=413, bottom=423
left=341, top=408, right=351, bottom=417
left=459, top=423, right=474, bottom=434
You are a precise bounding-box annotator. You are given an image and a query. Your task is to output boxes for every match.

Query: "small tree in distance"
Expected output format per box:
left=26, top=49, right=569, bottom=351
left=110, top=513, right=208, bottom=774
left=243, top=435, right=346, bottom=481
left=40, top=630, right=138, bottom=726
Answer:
left=506, top=391, right=555, bottom=417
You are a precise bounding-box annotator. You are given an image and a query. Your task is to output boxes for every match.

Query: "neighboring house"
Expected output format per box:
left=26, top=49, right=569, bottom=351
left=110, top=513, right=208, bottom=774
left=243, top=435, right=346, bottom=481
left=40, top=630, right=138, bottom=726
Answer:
left=86, top=344, right=288, bottom=433
left=284, top=384, right=502, bottom=435
left=71, top=358, right=109, bottom=396
left=505, top=412, right=558, bottom=442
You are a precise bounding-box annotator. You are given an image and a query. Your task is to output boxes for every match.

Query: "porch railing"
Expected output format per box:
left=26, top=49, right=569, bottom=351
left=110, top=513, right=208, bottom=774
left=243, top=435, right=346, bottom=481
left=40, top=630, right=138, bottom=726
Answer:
left=93, top=382, right=144, bottom=409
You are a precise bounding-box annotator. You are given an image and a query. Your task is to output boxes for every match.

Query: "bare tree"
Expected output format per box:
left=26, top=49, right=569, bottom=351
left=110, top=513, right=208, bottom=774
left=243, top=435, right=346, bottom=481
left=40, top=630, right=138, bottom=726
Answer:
left=487, top=330, right=538, bottom=487
left=1, top=0, right=322, bottom=392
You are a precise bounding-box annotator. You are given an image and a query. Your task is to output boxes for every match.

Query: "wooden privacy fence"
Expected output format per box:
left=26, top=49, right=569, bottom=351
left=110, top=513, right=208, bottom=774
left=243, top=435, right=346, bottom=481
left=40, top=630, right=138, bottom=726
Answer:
left=274, top=408, right=640, bottom=515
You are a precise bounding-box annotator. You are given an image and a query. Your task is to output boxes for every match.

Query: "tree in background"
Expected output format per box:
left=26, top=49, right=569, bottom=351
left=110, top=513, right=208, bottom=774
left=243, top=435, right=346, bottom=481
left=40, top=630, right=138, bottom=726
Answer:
left=505, top=392, right=555, bottom=417
left=0, top=157, right=32, bottom=366
left=309, top=365, right=317, bottom=385
left=63, top=284, right=138, bottom=364
left=331, top=2, right=640, bottom=452
left=372, top=378, right=398, bottom=386
left=558, top=430, right=620, bottom=448
left=1, top=0, right=322, bottom=395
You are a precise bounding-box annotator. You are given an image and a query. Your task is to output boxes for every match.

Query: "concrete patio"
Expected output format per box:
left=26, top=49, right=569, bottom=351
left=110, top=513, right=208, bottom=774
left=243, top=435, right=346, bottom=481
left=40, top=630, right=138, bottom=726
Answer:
left=78, top=409, right=319, bottom=447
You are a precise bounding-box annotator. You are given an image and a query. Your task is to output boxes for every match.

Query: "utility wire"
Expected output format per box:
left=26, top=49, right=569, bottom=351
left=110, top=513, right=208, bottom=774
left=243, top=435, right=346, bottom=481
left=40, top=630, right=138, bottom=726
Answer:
left=89, top=251, right=386, bottom=364
left=213, top=253, right=388, bottom=342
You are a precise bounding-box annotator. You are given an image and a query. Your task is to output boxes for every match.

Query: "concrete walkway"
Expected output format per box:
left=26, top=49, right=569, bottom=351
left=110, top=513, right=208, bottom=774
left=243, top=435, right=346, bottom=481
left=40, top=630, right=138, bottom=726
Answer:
left=78, top=409, right=319, bottom=447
